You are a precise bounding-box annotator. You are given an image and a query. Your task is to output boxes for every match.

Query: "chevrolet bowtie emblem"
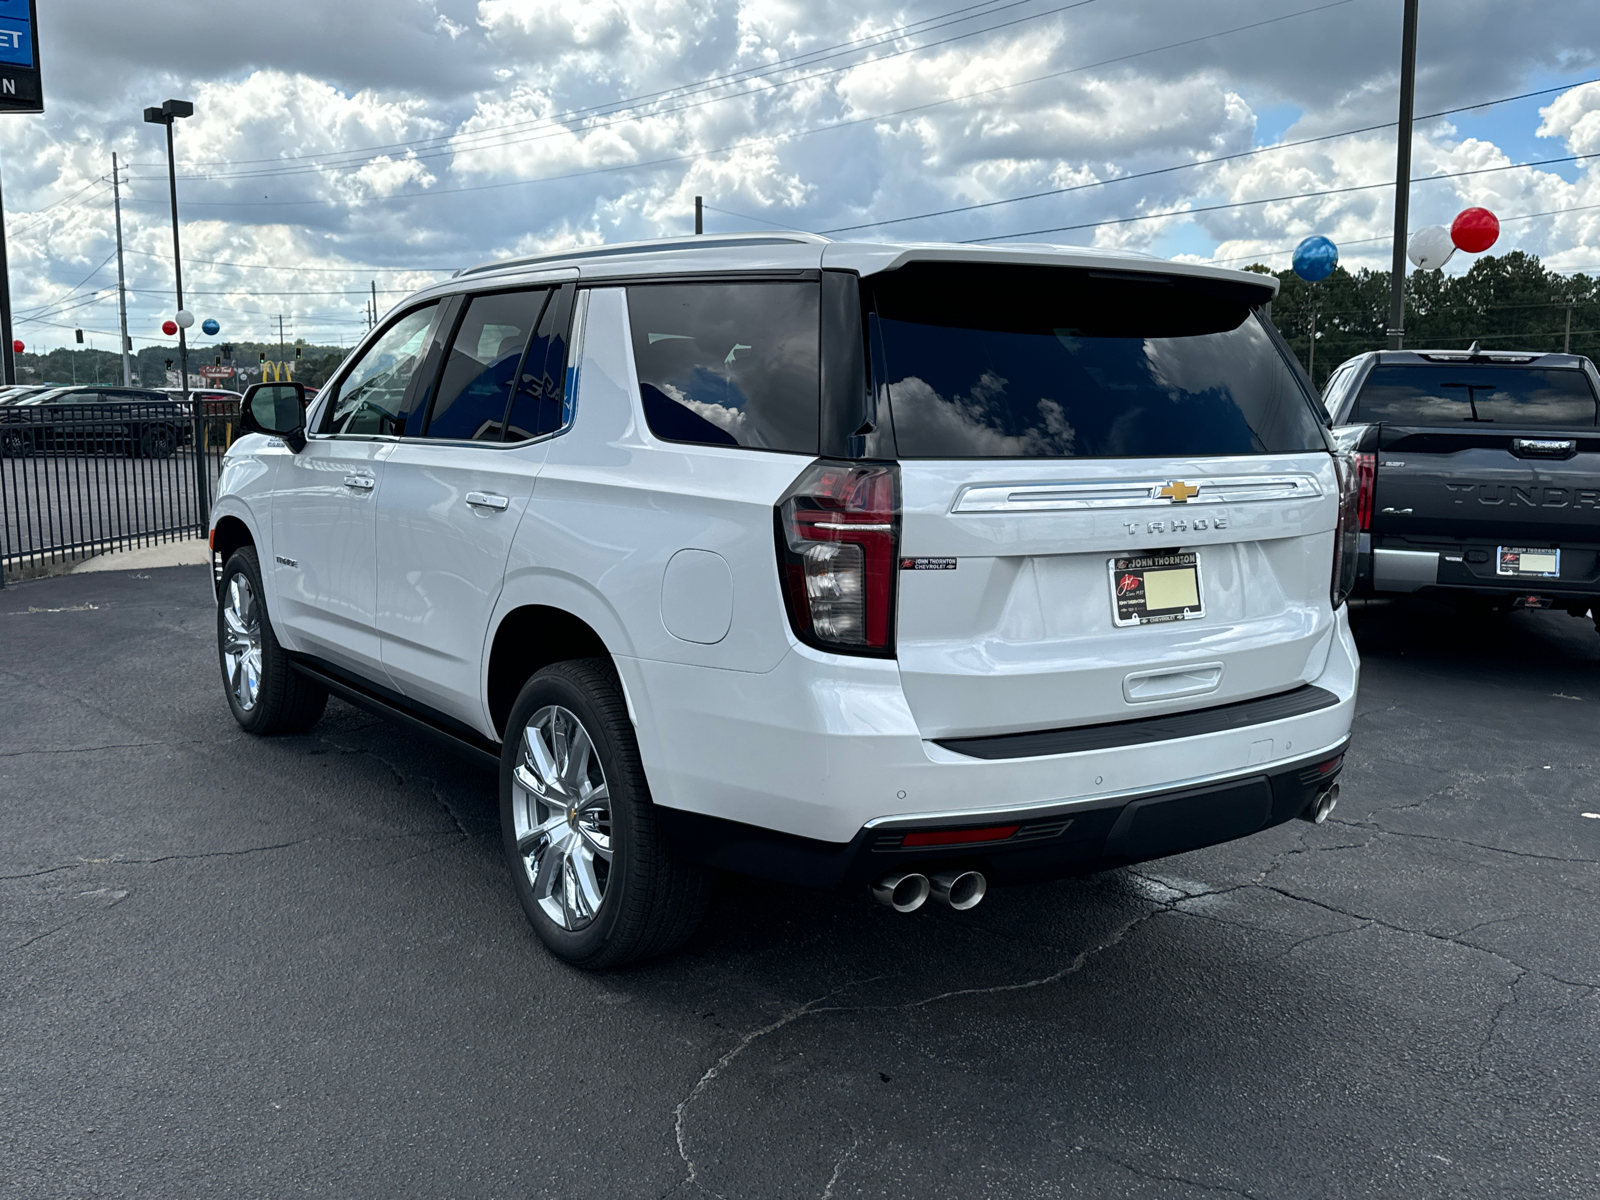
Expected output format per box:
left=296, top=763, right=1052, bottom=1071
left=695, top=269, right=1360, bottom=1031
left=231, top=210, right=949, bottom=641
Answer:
left=1157, top=480, right=1200, bottom=504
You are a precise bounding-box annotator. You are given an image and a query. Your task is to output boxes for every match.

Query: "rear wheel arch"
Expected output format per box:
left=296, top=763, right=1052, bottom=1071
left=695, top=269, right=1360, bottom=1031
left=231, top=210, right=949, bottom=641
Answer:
left=487, top=605, right=614, bottom=739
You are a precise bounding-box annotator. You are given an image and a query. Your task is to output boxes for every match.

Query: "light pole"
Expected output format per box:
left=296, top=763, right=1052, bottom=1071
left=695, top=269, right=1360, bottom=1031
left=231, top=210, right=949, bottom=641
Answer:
left=143, top=98, right=207, bottom=524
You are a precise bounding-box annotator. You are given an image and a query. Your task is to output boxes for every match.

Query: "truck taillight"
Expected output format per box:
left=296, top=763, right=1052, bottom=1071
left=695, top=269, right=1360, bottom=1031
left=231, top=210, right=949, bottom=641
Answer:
left=1331, top=453, right=1362, bottom=609
left=1354, top=451, right=1376, bottom=531
left=776, top=460, right=899, bottom=654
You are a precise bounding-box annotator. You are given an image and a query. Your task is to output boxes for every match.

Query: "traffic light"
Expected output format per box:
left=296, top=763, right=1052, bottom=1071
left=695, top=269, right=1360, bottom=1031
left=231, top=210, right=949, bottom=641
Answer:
left=74, top=329, right=83, bottom=344
left=214, top=355, right=222, bottom=366
left=164, top=358, right=174, bottom=370
left=294, top=346, right=302, bottom=359
left=259, top=352, right=266, bottom=362
left=220, top=344, right=233, bottom=358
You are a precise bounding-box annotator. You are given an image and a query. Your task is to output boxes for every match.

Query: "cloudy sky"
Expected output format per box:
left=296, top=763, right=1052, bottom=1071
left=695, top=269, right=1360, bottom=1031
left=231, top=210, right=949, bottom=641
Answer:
left=7, top=0, right=1600, bottom=353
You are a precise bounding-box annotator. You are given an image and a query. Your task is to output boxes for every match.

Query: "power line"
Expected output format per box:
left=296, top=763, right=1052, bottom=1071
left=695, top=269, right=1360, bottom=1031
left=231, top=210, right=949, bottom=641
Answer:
left=968, top=151, right=1600, bottom=243
left=112, top=0, right=1361, bottom=214
left=820, top=77, right=1600, bottom=235
left=133, top=0, right=1107, bottom=186
left=129, top=0, right=1028, bottom=174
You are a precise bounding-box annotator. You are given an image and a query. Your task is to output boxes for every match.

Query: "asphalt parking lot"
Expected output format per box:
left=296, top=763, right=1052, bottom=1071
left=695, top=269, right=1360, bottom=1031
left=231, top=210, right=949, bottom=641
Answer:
left=3, top=566, right=1597, bottom=1199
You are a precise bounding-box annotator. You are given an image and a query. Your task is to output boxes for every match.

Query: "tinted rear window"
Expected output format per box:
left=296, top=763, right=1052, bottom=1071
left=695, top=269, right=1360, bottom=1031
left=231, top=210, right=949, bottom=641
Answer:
left=1353, top=365, right=1599, bottom=427
left=867, top=263, right=1323, bottom=459
left=627, top=282, right=819, bottom=453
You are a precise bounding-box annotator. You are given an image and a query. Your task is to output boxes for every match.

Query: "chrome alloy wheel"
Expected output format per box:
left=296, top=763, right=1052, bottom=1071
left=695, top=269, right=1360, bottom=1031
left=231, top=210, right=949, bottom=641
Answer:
left=221, top=575, right=264, bottom=711
left=511, top=705, right=613, bottom=931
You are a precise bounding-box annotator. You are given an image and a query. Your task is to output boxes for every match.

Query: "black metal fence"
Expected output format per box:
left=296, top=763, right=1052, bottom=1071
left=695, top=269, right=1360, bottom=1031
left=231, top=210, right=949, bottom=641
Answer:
left=0, top=399, right=237, bottom=584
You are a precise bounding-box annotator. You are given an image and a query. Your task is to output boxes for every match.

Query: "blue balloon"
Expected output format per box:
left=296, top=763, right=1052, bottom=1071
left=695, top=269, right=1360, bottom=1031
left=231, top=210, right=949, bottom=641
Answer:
left=201, top=318, right=220, bottom=336
left=1292, top=236, right=1338, bottom=283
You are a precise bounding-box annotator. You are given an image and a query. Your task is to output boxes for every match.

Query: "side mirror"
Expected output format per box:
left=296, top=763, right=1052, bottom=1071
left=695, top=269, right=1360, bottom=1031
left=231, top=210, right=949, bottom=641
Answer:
left=240, top=382, right=308, bottom=452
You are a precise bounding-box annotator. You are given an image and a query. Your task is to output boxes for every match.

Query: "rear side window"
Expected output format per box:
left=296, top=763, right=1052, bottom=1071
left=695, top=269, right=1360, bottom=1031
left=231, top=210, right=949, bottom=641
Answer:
left=627, top=282, right=819, bottom=453
left=1353, top=366, right=1599, bottom=428
left=425, top=289, right=549, bottom=441
left=866, top=264, right=1323, bottom=459
left=504, top=286, right=574, bottom=442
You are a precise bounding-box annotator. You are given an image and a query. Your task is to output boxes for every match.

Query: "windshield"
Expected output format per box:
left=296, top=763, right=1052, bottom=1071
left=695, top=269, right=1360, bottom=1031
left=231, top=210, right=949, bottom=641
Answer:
left=866, top=263, right=1323, bottom=459
left=1353, top=365, right=1599, bottom=427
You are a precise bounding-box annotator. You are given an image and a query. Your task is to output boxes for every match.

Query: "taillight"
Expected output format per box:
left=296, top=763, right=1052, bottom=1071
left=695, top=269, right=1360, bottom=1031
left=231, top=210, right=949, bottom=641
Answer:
left=1354, top=451, right=1376, bottom=531
left=1331, top=453, right=1362, bottom=609
left=776, top=460, right=899, bottom=654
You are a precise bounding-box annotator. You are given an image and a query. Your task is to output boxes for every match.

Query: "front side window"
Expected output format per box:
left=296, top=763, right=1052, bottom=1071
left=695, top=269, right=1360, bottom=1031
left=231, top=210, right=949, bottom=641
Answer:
left=1352, top=365, right=1599, bottom=427
left=425, top=289, right=549, bottom=441
left=867, top=264, right=1324, bottom=459
left=627, top=282, right=819, bottom=453
left=320, top=303, right=440, bottom=437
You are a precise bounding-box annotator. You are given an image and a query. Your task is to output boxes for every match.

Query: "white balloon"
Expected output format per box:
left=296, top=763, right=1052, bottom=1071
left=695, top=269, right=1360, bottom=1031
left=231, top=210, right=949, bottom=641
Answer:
left=175, top=309, right=195, bottom=329
left=1407, top=225, right=1456, bottom=271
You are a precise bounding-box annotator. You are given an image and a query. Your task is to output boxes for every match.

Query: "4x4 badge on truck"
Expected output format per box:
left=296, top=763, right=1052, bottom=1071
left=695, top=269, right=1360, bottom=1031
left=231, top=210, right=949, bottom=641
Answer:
left=1156, top=480, right=1200, bottom=503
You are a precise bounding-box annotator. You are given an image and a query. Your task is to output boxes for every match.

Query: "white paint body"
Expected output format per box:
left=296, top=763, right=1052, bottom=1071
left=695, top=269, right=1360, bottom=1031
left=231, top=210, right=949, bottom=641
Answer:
left=209, top=235, right=1358, bottom=849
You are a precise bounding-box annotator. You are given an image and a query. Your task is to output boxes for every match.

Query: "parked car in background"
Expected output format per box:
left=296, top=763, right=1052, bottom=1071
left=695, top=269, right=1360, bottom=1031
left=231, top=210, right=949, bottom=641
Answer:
left=0, top=385, right=193, bottom=458
left=209, top=233, right=1359, bottom=968
left=1324, top=348, right=1600, bottom=636
left=159, top=387, right=244, bottom=417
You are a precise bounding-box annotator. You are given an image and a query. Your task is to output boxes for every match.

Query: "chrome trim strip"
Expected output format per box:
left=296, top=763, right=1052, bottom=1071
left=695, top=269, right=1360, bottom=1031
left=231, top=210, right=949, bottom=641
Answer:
left=1372, top=548, right=1438, bottom=592
left=862, top=735, right=1351, bottom=831
left=952, top=473, right=1324, bottom=513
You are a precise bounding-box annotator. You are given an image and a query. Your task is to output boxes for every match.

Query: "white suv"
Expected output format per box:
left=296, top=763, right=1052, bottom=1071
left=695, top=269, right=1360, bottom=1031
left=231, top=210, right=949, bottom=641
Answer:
left=210, top=234, right=1360, bottom=967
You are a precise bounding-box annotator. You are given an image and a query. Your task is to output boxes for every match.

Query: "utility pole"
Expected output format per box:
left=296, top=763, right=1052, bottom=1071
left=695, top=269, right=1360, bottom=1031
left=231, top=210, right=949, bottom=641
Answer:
left=1565, top=302, right=1573, bottom=353
left=112, top=152, right=132, bottom=386
left=370, top=280, right=378, bottom=330
left=1386, top=0, right=1420, bottom=350
left=695, top=195, right=703, bottom=235
left=277, top=314, right=285, bottom=363
left=1308, top=291, right=1319, bottom=384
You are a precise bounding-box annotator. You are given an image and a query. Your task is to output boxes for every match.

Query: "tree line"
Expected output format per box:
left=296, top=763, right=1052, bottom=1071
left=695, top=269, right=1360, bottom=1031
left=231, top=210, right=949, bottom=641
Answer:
left=1253, top=251, right=1599, bottom=389
left=14, top=340, right=353, bottom=391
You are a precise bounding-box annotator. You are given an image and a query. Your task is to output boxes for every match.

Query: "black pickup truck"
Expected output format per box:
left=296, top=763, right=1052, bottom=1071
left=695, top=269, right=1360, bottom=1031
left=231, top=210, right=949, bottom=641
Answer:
left=1323, top=348, right=1600, bottom=636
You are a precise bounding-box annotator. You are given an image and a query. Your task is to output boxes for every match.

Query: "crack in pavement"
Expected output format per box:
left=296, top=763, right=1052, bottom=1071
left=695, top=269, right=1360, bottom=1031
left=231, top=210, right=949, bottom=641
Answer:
left=0, top=741, right=203, bottom=758
left=1325, top=819, right=1600, bottom=867
left=669, top=900, right=1183, bottom=1197
left=819, top=1128, right=860, bottom=1200
left=0, top=839, right=310, bottom=881
left=1072, top=1143, right=1258, bottom=1198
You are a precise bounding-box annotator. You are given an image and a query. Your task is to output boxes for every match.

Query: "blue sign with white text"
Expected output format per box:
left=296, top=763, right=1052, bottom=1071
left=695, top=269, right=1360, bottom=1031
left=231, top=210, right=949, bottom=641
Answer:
left=0, top=0, right=40, bottom=112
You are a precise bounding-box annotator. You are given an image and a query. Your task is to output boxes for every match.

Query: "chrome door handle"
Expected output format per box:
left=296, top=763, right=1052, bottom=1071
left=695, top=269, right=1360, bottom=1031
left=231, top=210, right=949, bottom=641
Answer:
left=466, top=491, right=509, bottom=511
left=344, top=475, right=375, bottom=490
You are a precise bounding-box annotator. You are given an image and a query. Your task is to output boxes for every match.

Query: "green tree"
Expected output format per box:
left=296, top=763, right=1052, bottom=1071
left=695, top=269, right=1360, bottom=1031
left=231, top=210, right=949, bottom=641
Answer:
left=1253, top=252, right=1600, bottom=389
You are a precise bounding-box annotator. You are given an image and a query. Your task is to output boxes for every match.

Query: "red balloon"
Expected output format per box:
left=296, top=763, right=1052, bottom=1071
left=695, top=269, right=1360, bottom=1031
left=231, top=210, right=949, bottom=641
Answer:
left=162, top=319, right=178, bottom=336
left=10, top=340, right=21, bottom=354
left=1451, top=207, right=1499, bottom=254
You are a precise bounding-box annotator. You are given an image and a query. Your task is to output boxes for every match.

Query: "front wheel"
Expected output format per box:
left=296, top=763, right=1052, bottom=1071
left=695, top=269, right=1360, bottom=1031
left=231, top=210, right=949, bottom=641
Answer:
left=0, top=426, right=32, bottom=458
left=500, top=659, right=710, bottom=969
left=140, top=422, right=178, bottom=458
left=217, top=546, right=328, bottom=735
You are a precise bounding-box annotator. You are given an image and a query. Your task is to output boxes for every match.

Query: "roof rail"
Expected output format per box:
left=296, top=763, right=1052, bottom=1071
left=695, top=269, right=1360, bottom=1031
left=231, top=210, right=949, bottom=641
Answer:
left=456, top=231, right=831, bottom=278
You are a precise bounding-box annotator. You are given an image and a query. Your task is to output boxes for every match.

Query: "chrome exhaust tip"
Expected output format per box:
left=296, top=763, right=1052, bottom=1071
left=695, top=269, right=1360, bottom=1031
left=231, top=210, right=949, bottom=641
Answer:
left=871, top=872, right=931, bottom=913
left=1298, top=782, right=1341, bottom=825
left=929, top=870, right=987, bottom=911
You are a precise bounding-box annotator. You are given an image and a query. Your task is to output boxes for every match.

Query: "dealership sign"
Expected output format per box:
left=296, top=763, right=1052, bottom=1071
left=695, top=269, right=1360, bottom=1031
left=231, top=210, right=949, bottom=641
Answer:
left=0, top=0, right=40, bottom=113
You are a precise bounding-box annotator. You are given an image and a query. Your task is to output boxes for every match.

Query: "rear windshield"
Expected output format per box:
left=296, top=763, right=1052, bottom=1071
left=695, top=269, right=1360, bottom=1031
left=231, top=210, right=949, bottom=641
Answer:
left=1353, top=365, right=1600, bottom=427
left=866, top=263, right=1323, bottom=459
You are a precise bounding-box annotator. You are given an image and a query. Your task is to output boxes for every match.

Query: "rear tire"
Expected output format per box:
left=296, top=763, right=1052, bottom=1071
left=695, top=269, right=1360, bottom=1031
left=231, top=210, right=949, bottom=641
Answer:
left=500, top=658, right=710, bottom=969
left=217, top=546, right=328, bottom=735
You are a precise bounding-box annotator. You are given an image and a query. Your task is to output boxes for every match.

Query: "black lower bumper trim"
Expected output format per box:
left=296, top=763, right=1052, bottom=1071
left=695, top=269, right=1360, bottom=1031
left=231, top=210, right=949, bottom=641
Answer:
left=934, top=685, right=1340, bottom=761
left=657, top=742, right=1350, bottom=890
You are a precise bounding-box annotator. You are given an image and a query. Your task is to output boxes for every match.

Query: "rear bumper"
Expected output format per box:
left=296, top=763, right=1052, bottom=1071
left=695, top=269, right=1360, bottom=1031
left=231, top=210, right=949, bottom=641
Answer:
left=617, top=605, right=1359, bottom=882
left=656, top=744, right=1348, bottom=889
left=1357, top=539, right=1600, bottom=602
